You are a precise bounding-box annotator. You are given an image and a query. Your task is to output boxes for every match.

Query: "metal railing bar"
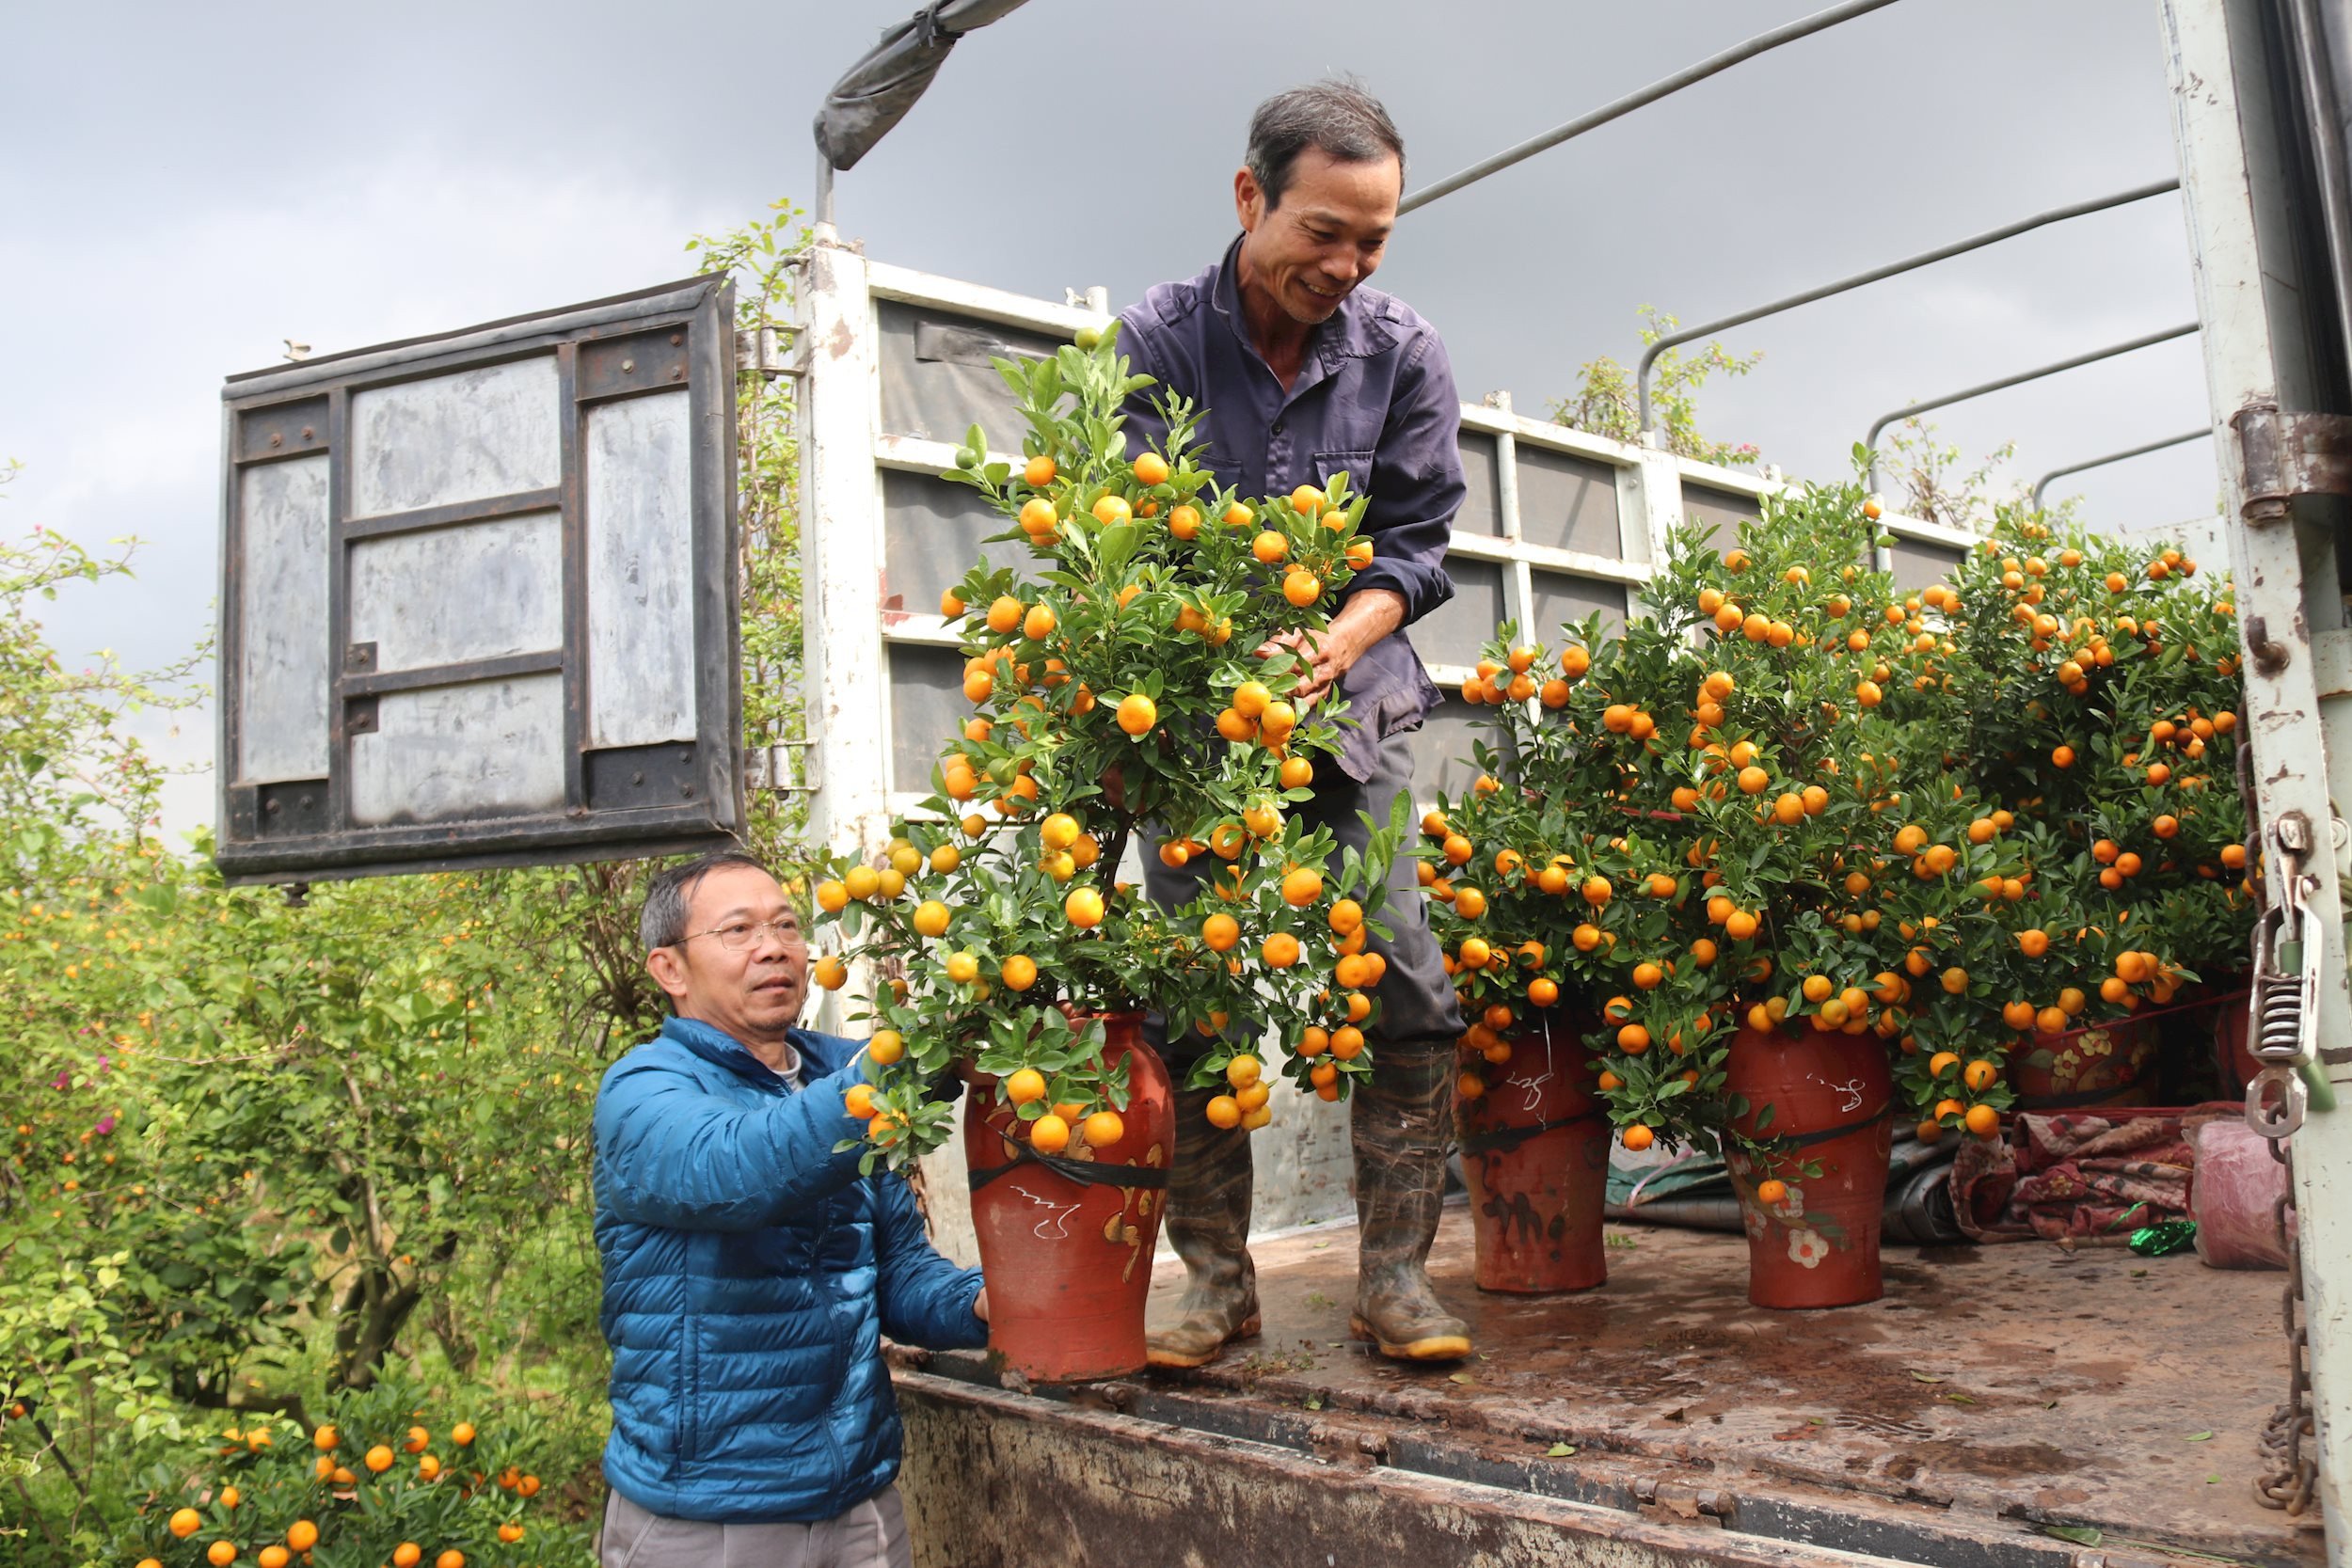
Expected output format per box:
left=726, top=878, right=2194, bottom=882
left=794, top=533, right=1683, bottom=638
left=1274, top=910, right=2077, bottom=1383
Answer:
left=1637, top=178, right=2183, bottom=434
left=1864, top=323, right=2201, bottom=493
left=2029, top=428, right=2212, bottom=511
left=1397, top=0, right=1905, bottom=216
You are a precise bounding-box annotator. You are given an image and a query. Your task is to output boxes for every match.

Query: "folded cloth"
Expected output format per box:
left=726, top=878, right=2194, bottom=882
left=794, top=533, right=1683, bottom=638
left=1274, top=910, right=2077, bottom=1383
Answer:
left=1951, top=1103, right=2238, bottom=1244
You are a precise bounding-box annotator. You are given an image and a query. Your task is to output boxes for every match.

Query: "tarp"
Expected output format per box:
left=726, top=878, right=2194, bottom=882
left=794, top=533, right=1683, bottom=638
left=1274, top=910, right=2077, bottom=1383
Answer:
left=815, top=0, right=1035, bottom=172
left=1604, top=1134, right=1965, bottom=1245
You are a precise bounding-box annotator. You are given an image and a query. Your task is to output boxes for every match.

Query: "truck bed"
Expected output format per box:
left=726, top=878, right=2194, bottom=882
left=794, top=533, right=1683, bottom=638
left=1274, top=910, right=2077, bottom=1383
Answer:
left=894, top=1196, right=2321, bottom=1567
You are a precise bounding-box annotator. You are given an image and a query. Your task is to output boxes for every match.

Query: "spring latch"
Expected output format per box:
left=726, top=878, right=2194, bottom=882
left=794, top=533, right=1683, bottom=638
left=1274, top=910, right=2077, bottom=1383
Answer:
left=2246, top=813, right=2335, bottom=1141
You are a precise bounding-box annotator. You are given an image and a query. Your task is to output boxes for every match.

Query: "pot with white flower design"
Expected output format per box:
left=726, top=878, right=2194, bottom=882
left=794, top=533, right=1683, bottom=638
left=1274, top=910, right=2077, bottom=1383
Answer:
left=1724, top=1023, right=1895, bottom=1309
left=2010, top=1014, right=2156, bottom=1110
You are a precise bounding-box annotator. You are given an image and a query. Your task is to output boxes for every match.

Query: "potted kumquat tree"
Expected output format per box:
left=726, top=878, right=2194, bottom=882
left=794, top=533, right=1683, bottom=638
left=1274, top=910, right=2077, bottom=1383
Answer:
left=1941, top=504, right=2252, bottom=1104
left=1431, top=479, right=2023, bottom=1307
left=805, top=325, right=1406, bottom=1382
left=1419, top=625, right=1614, bottom=1295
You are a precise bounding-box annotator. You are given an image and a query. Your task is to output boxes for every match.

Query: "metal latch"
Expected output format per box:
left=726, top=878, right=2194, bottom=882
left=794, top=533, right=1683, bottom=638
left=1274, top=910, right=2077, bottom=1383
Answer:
left=2246, top=813, right=2338, bottom=1138
left=2232, top=404, right=2352, bottom=523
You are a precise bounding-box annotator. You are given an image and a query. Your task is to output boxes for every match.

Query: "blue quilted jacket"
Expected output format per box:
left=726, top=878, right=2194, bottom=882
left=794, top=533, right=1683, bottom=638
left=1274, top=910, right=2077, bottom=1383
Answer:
left=593, top=1016, right=986, bottom=1523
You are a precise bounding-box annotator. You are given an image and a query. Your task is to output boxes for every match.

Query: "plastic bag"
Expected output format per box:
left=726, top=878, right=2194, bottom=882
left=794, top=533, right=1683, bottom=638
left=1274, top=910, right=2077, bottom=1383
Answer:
left=2191, top=1118, right=2294, bottom=1270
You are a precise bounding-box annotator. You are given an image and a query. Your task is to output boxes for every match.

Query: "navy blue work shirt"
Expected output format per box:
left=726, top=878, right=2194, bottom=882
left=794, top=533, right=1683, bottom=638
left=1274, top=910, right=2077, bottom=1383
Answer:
left=1118, top=237, right=1465, bottom=783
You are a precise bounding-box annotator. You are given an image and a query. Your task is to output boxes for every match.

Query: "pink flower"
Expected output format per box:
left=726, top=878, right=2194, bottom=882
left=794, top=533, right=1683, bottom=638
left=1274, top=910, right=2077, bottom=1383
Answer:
left=94, top=1115, right=116, bottom=1136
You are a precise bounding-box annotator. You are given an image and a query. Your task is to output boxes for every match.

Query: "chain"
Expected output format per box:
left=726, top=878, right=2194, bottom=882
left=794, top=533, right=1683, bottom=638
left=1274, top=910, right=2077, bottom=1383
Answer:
left=2255, top=1140, right=2319, bottom=1514
left=2249, top=813, right=2321, bottom=1514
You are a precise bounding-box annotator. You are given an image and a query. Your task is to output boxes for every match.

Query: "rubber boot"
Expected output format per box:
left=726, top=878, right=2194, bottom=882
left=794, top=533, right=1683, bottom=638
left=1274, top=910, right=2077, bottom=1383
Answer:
left=1349, top=1039, right=1473, bottom=1361
left=1145, top=1083, right=1262, bottom=1370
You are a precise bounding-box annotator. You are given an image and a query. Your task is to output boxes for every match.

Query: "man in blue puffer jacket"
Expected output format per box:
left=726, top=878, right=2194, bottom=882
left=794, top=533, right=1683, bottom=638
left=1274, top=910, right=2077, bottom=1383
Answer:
left=593, top=849, right=987, bottom=1568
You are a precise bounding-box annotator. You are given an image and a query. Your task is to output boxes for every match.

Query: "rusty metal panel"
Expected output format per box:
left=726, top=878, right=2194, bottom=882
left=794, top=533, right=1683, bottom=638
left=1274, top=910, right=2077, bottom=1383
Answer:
left=349, top=356, right=562, bottom=518
left=347, top=513, right=563, bottom=673
left=893, top=1367, right=1912, bottom=1568
left=236, top=396, right=328, bottom=465
left=346, top=674, right=566, bottom=826
left=584, top=391, right=695, bottom=747
left=235, top=454, right=333, bottom=784
left=215, top=275, right=739, bottom=883
left=576, top=328, right=692, bottom=404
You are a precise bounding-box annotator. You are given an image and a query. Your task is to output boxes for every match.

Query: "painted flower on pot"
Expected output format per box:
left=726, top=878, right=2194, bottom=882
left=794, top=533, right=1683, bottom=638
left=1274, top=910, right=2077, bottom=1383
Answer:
left=1768, top=1184, right=1806, bottom=1223
left=1787, top=1227, right=1832, bottom=1270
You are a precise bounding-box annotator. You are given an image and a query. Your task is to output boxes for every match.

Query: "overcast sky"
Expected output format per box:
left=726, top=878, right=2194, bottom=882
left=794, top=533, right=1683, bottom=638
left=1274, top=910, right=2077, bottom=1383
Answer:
left=3, top=1, right=2213, bottom=835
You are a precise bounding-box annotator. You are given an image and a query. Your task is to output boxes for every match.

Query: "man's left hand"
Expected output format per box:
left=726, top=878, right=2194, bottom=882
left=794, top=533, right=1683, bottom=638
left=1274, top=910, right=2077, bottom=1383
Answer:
left=1253, top=588, right=1407, bottom=707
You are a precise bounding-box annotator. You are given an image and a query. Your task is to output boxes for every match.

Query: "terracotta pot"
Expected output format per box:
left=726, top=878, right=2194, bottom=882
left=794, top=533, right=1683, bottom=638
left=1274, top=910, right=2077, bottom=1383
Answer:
left=2205, top=987, right=2258, bottom=1089
left=1724, top=1023, right=1895, bottom=1309
left=964, top=1013, right=1174, bottom=1383
left=1458, top=1012, right=1609, bottom=1293
left=2009, top=1015, right=2155, bottom=1109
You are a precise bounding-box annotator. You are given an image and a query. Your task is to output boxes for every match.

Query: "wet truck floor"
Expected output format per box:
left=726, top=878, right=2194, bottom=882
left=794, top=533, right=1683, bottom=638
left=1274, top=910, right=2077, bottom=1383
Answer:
left=893, top=1196, right=2323, bottom=1568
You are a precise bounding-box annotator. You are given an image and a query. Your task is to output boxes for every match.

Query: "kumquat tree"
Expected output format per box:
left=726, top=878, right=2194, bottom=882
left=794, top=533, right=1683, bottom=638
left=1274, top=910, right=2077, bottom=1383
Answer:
left=1941, top=502, right=2252, bottom=1098
left=806, top=325, right=1408, bottom=1171
left=1430, top=478, right=2005, bottom=1151
left=105, top=1381, right=570, bottom=1568
left=1420, top=467, right=2254, bottom=1305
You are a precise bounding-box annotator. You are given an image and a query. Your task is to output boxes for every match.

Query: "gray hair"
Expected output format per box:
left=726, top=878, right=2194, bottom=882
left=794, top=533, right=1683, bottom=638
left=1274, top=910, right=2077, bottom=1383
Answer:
left=1245, top=78, right=1406, bottom=212
left=640, top=849, right=771, bottom=951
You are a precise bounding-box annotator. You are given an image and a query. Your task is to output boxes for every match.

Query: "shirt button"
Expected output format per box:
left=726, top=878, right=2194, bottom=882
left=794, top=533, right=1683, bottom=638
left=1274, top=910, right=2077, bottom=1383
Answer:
left=1272, top=420, right=1285, bottom=436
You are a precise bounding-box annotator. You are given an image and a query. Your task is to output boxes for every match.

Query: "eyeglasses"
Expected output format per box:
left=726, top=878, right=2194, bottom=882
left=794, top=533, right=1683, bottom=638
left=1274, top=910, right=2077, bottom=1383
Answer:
left=682, top=919, right=807, bottom=952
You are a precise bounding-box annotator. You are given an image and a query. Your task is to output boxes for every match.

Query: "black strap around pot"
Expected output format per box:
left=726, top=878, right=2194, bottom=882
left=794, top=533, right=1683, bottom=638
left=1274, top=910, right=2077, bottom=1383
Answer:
left=968, top=1144, right=1172, bottom=1193
left=1459, top=1111, right=1606, bottom=1158
left=1775, top=1101, right=1895, bottom=1152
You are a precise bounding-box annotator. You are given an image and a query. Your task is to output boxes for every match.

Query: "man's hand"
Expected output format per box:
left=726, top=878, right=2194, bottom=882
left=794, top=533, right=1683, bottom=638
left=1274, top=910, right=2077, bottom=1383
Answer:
left=974, top=1288, right=990, bottom=1323
left=1252, top=588, right=1406, bottom=707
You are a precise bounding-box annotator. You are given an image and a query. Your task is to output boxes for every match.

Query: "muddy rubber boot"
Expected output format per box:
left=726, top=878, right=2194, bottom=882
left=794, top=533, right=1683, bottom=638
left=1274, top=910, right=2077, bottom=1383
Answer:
left=1145, top=1083, right=1262, bottom=1370
left=1349, top=1040, right=1473, bottom=1362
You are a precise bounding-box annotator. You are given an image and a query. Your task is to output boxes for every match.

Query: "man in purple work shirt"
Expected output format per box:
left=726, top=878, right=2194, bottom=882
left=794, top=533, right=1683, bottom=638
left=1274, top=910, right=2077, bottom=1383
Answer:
left=1119, top=80, right=1472, bottom=1369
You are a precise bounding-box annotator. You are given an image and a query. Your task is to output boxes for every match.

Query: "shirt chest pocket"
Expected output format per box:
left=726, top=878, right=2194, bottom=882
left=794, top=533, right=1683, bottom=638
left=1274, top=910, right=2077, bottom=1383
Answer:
left=1311, top=448, right=1376, bottom=500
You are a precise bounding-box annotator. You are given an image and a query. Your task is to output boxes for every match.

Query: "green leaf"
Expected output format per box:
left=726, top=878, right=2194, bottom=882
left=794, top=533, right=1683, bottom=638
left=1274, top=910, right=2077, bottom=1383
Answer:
left=2042, top=1525, right=2102, bottom=1545
left=2185, top=1430, right=2214, bottom=1442
left=1545, top=1442, right=1576, bottom=1457
left=1098, top=522, right=1139, bottom=575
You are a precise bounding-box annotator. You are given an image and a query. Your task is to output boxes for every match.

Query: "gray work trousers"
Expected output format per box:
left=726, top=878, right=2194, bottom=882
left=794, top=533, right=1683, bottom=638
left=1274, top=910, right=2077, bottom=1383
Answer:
left=1141, top=720, right=1464, bottom=1060
left=599, top=1484, right=909, bottom=1568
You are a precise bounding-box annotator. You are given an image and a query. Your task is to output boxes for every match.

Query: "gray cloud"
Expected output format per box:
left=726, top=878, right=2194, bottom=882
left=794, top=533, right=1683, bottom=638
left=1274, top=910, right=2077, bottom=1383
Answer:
left=3, top=0, right=2213, bottom=836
